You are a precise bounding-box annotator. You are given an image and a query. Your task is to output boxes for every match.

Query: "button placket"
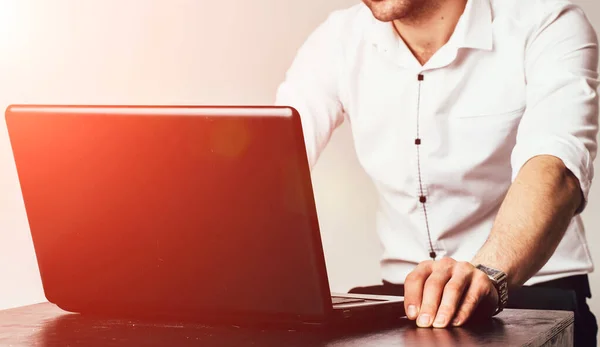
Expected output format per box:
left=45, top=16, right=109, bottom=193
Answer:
left=415, top=73, right=437, bottom=261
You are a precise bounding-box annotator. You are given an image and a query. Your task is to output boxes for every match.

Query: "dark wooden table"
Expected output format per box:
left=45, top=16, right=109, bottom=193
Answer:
left=0, top=303, right=573, bottom=346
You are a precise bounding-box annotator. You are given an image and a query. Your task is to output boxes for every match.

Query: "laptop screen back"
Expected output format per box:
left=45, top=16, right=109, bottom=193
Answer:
left=5, top=105, right=332, bottom=323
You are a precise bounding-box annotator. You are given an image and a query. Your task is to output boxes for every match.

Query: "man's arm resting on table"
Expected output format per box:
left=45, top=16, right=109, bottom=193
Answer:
left=471, top=154, right=582, bottom=289
left=403, top=155, right=583, bottom=329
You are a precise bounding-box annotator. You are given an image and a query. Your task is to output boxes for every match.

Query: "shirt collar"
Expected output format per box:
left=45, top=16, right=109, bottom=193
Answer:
left=451, top=0, right=493, bottom=51
left=366, top=0, right=493, bottom=53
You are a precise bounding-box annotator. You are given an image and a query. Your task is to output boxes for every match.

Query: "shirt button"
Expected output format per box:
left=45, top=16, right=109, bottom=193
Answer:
left=419, top=196, right=427, bottom=203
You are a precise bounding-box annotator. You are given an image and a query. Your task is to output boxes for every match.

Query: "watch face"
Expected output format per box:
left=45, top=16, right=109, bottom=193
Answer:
left=477, top=265, right=507, bottom=283
left=482, top=266, right=500, bottom=276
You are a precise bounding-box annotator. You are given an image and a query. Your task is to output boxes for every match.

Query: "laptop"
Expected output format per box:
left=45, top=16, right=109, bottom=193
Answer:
left=5, top=104, right=404, bottom=328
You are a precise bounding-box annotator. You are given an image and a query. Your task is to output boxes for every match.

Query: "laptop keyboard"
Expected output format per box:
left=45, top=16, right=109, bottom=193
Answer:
left=331, top=296, right=366, bottom=305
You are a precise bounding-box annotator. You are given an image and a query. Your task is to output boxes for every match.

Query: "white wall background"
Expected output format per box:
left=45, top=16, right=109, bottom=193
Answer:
left=0, top=0, right=599, bottom=323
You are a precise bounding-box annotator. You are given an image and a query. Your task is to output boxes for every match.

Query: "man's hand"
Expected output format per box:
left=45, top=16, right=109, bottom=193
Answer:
left=404, top=257, right=499, bottom=328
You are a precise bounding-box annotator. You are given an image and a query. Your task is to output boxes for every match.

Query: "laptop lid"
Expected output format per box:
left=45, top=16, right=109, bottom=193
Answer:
left=5, top=105, right=333, bottom=324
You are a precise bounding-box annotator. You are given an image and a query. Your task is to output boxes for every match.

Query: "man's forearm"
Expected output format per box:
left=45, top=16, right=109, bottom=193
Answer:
left=471, top=155, right=582, bottom=288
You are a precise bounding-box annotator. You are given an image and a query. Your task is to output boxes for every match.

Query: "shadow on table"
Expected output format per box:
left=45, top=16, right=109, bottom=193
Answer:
left=35, top=313, right=505, bottom=347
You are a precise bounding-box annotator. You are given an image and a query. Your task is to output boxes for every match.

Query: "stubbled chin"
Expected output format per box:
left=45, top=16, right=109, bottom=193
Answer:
left=369, top=10, right=401, bottom=22
left=372, top=13, right=398, bottom=22
left=364, top=2, right=405, bottom=22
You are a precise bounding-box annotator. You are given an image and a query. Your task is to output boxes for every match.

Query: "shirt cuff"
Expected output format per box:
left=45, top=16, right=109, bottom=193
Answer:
left=511, top=135, right=593, bottom=214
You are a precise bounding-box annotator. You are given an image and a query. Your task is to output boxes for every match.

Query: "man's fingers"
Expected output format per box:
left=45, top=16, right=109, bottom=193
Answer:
left=404, top=258, right=495, bottom=329
left=404, top=261, right=433, bottom=320
left=433, top=262, right=472, bottom=328
left=417, top=270, right=452, bottom=327
left=452, top=271, right=490, bottom=326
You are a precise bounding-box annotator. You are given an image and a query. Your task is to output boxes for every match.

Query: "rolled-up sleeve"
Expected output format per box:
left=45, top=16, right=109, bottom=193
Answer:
left=511, top=4, right=599, bottom=213
left=274, top=12, right=346, bottom=169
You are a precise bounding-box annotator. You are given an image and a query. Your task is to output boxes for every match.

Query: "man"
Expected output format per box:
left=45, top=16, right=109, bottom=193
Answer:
left=275, top=0, right=599, bottom=345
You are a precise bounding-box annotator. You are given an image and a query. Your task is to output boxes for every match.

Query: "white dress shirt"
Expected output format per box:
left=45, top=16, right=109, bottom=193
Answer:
left=275, top=0, right=599, bottom=285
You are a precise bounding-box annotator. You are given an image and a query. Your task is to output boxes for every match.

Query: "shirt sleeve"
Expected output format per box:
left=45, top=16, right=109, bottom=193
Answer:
left=511, top=4, right=599, bottom=213
left=274, top=12, right=346, bottom=169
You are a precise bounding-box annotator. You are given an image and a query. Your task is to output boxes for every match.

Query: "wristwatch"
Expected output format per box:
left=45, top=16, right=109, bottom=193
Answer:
left=475, top=264, right=508, bottom=316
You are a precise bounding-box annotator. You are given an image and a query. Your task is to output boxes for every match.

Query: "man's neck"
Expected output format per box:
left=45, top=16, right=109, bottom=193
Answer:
left=393, top=0, right=468, bottom=66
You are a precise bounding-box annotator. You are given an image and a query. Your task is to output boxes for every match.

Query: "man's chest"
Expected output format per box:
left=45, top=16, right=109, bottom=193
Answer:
left=338, top=45, right=528, bottom=192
